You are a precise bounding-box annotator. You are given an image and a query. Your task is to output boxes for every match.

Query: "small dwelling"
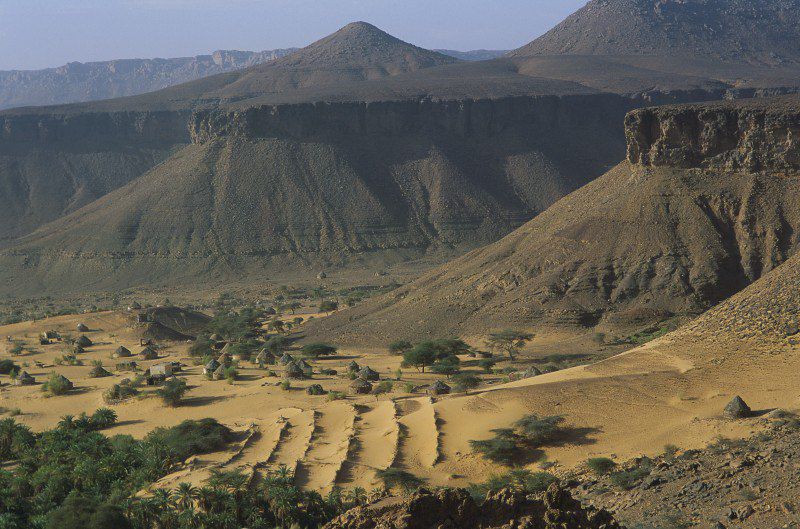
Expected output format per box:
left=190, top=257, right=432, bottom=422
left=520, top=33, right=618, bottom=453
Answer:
left=150, top=363, right=174, bottom=377
left=347, top=360, right=361, bottom=373
left=279, top=353, right=295, bottom=366
left=428, top=380, right=451, bottom=396
left=212, top=365, right=227, bottom=381
left=40, top=331, right=61, bottom=343
left=14, top=371, right=35, bottom=386
left=52, top=375, right=74, bottom=391
left=358, top=366, right=380, bottom=381
left=283, top=361, right=305, bottom=380
left=350, top=378, right=373, bottom=395
left=76, top=323, right=89, bottom=332
left=75, top=335, right=93, bottom=348
left=255, top=350, right=276, bottom=366
left=217, top=352, right=232, bottom=367
left=139, top=347, right=158, bottom=360
left=203, top=359, right=221, bottom=376
left=298, top=360, right=314, bottom=377
left=113, top=346, right=132, bottom=358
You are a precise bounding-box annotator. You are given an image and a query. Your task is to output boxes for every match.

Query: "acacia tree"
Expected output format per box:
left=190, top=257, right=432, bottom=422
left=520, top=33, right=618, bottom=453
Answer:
left=402, top=343, right=437, bottom=373
left=487, top=330, right=533, bottom=361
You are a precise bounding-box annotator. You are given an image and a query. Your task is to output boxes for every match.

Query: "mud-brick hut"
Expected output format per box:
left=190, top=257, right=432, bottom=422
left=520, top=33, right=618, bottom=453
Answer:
left=283, top=361, right=305, bottom=380
left=203, top=359, right=221, bottom=376
left=75, top=335, right=93, bottom=348
left=150, top=363, right=174, bottom=377
left=255, top=350, right=276, bottom=367
left=13, top=371, right=35, bottom=386
left=358, top=366, right=380, bottom=382
left=139, top=347, right=158, bottom=360
left=112, top=346, right=132, bottom=359
left=428, top=380, right=451, bottom=396
left=76, top=323, right=89, bottom=332
left=350, top=378, right=373, bottom=395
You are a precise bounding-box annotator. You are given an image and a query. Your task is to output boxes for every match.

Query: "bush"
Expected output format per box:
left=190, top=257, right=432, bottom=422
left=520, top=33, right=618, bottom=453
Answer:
left=586, top=457, right=617, bottom=475
left=264, top=335, right=289, bottom=354
left=145, top=418, right=235, bottom=461
left=0, top=418, right=35, bottom=461
left=279, top=381, right=291, bottom=391
left=319, top=300, right=339, bottom=313
left=469, top=434, right=518, bottom=464
left=103, top=381, right=138, bottom=404
left=224, top=366, right=238, bottom=383
left=478, top=358, right=497, bottom=373
left=372, top=380, right=393, bottom=396
left=188, top=335, right=214, bottom=358
left=514, top=415, right=566, bottom=444
left=0, top=359, right=19, bottom=375
left=43, top=373, right=73, bottom=396
left=327, top=391, right=346, bottom=401
left=375, top=468, right=425, bottom=492
left=157, top=378, right=188, bottom=407
left=471, top=469, right=558, bottom=498
left=388, top=340, right=412, bottom=355
left=453, top=373, right=481, bottom=392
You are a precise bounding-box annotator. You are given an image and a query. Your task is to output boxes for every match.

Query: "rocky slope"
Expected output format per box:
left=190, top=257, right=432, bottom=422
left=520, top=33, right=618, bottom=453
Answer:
left=0, top=94, right=633, bottom=295
left=0, top=49, right=297, bottom=111
left=323, top=484, right=621, bottom=529
left=304, top=95, right=800, bottom=344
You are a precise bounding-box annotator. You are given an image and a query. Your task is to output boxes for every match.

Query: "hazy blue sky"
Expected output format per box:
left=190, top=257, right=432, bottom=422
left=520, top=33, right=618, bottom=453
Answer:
left=0, top=0, right=586, bottom=70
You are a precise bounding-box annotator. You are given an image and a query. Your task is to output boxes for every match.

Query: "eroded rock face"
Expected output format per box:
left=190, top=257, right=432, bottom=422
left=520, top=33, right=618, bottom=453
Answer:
left=322, top=484, right=622, bottom=529
left=625, top=97, right=800, bottom=171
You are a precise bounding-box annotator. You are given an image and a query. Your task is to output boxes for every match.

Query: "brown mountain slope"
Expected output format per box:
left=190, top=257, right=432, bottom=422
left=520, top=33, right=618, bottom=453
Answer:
left=0, top=94, right=633, bottom=296
left=304, top=95, right=800, bottom=344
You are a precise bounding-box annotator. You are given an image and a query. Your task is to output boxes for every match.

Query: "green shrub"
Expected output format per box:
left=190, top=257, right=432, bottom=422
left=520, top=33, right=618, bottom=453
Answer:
left=453, top=373, right=481, bottom=392
left=279, top=381, right=291, bottom=391
left=145, top=418, right=234, bottom=461
left=103, top=381, right=138, bottom=404
left=375, top=468, right=425, bottom=492
left=586, top=457, right=617, bottom=475
left=156, top=378, right=188, bottom=407
left=388, top=340, right=412, bottom=355
left=469, top=433, right=517, bottom=464
left=90, top=408, right=118, bottom=430
left=301, top=343, right=337, bottom=358
left=224, top=366, right=238, bottom=383
left=327, top=391, right=346, bottom=401
left=373, top=380, right=393, bottom=395
left=0, top=359, right=19, bottom=375
left=471, top=469, right=558, bottom=498
left=43, top=373, right=73, bottom=395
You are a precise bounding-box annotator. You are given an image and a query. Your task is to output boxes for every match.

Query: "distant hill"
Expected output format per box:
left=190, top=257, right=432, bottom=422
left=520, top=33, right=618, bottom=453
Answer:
left=304, top=95, right=800, bottom=344
left=0, top=49, right=297, bottom=110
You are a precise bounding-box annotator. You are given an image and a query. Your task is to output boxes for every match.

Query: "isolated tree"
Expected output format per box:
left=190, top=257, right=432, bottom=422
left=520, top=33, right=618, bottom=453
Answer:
left=487, top=330, right=534, bottom=361
left=453, top=373, right=481, bottom=393
left=402, top=343, right=437, bottom=373
left=430, top=356, right=461, bottom=379
left=157, top=378, right=189, bottom=407
left=319, top=300, right=339, bottom=313
left=301, top=343, right=337, bottom=359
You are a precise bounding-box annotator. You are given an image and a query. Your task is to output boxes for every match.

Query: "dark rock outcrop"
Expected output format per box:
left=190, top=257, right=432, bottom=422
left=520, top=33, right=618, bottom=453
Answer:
left=723, top=396, right=752, bottom=419
left=626, top=96, right=800, bottom=171
left=323, top=484, right=621, bottom=529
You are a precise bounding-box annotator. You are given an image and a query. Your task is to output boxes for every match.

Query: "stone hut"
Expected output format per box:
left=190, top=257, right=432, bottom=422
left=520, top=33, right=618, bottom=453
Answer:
left=428, top=380, right=451, bottom=396
left=14, top=371, right=35, bottom=386
left=139, top=347, right=158, bottom=360
left=255, top=350, right=276, bottom=366
left=298, top=359, right=314, bottom=377
left=76, top=323, right=89, bottom=332
left=350, top=378, right=373, bottom=395
left=212, top=364, right=227, bottom=381
left=150, top=363, right=174, bottom=377
left=284, top=361, right=305, bottom=380
left=279, top=353, right=295, bottom=366
left=113, top=346, right=132, bottom=358
left=204, top=359, right=221, bottom=376
left=359, top=366, right=380, bottom=381
left=217, top=352, right=232, bottom=367
left=76, top=335, right=93, bottom=348
left=347, top=360, right=361, bottom=373
left=52, top=374, right=74, bottom=391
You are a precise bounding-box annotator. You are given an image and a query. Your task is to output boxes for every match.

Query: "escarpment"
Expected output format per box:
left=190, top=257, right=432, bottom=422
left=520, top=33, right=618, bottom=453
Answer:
left=626, top=96, right=800, bottom=171
left=305, top=96, right=800, bottom=344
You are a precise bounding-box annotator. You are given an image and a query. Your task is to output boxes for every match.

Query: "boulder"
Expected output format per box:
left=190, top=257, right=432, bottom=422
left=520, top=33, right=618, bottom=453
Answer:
left=724, top=396, right=752, bottom=419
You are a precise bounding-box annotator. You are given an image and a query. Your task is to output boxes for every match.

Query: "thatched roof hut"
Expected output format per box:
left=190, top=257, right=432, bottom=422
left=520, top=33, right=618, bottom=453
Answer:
left=204, top=359, right=221, bottom=376
left=347, top=360, right=361, bottom=373
left=298, top=360, right=314, bottom=377
left=52, top=374, right=74, bottom=391
left=255, top=350, right=276, bottom=366
left=428, top=380, right=451, bottom=396
left=350, top=378, right=373, bottom=395
left=73, top=344, right=86, bottom=355
left=89, top=364, right=112, bottom=378
left=358, top=366, right=380, bottom=381
left=41, top=330, right=61, bottom=341
left=113, top=346, right=132, bottom=358
left=76, top=323, right=89, bottom=332
left=212, top=364, right=227, bottom=381
left=139, top=347, right=158, bottom=360
left=217, top=352, right=232, bottom=366
left=14, top=371, right=35, bottom=386
left=279, top=353, right=295, bottom=366
left=75, top=335, right=93, bottom=348
left=283, top=361, right=305, bottom=380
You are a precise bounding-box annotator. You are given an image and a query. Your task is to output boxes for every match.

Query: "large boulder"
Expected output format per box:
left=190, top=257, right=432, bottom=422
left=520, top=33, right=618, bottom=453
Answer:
left=322, top=484, right=621, bottom=529
left=724, top=396, right=752, bottom=419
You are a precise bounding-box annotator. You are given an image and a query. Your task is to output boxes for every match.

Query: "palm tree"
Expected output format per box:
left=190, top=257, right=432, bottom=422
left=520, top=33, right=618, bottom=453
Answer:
left=173, top=482, right=199, bottom=511
left=57, top=414, right=75, bottom=430
left=345, top=487, right=367, bottom=506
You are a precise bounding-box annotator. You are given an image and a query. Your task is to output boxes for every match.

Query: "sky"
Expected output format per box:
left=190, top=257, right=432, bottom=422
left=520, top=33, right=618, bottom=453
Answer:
left=0, top=0, right=587, bottom=71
